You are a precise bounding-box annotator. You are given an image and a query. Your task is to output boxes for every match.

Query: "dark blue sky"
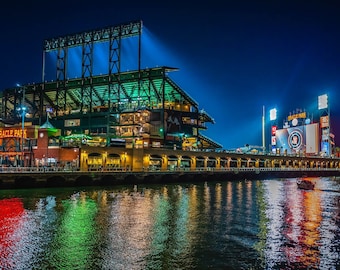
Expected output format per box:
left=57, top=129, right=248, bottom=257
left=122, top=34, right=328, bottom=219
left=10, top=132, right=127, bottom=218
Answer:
left=1, top=1, right=339, bottom=149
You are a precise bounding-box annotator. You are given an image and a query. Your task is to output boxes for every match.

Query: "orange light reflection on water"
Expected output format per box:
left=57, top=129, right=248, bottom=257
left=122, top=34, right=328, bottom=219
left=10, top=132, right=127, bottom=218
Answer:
left=283, top=180, right=322, bottom=269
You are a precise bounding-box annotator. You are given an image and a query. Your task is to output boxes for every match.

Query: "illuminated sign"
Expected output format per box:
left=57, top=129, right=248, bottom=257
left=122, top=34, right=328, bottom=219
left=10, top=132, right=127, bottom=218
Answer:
left=320, top=116, right=329, bottom=128
left=322, top=128, right=329, bottom=141
left=0, top=128, right=27, bottom=138
left=287, top=112, right=306, bottom=121
left=292, top=118, right=298, bottom=126
left=275, top=124, right=319, bottom=154
left=271, top=126, right=277, bottom=136
left=271, top=136, right=276, bottom=146
left=65, top=119, right=80, bottom=127
left=152, top=141, right=161, bottom=148
left=288, top=129, right=303, bottom=150
left=321, top=141, right=329, bottom=154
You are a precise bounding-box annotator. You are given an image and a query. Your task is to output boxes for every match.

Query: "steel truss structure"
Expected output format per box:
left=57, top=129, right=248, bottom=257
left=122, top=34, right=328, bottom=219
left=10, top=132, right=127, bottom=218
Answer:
left=1, top=20, right=222, bottom=150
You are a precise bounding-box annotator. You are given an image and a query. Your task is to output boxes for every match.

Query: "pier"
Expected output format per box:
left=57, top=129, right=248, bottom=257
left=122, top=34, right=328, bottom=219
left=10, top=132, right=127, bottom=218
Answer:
left=1, top=166, right=340, bottom=189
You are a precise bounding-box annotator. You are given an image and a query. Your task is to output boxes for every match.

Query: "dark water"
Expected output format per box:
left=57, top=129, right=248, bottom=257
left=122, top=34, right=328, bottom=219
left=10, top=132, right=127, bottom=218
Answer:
left=0, top=177, right=339, bottom=270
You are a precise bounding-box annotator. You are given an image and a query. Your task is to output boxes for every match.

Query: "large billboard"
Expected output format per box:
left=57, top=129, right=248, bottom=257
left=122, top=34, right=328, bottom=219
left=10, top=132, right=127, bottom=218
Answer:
left=275, top=123, right=319, bottom=155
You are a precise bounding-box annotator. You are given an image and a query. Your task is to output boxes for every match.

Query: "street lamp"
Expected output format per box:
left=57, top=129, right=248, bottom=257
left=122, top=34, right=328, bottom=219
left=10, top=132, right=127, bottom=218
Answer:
left=16, top=84, right=26, bottom=167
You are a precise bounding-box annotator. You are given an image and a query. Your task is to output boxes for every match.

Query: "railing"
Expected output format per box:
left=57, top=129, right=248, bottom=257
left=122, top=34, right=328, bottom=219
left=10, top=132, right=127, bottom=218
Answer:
left=0, top=166, right=339, bottom=174
left=0, top=167, right=77, bottom=173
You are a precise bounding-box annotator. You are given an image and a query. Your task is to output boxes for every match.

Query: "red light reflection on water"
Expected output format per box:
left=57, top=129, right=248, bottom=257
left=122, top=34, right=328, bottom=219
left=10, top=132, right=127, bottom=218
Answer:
left=0, top=198, right=25, bottom=268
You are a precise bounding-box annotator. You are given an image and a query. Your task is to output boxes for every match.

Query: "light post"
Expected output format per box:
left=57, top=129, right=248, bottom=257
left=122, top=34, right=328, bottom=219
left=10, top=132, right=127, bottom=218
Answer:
left=262, top=106, right=266, bottom=153
left=16, top=84, right=26, bottom=167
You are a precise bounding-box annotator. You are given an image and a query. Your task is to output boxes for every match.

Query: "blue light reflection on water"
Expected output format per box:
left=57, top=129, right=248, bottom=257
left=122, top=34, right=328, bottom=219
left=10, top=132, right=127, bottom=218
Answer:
left=0, top=177, right=339, bottom=269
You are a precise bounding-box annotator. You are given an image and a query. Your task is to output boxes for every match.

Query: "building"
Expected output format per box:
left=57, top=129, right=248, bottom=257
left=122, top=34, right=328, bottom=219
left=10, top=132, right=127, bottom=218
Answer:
left=0, top=20, right=222, bottom=169
left=270, top=102, right=335, bottom=157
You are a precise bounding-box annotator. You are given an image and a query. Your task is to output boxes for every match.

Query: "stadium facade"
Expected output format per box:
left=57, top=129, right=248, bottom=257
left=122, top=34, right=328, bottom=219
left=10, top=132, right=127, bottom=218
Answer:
left=0, top=20, right=222, bottom=169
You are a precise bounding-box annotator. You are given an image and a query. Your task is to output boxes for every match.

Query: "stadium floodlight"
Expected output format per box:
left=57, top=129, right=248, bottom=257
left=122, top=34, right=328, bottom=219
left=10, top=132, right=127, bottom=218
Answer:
left=269, top=108, right=277, bottom=121
left=318, top=94, right=328, bottom=110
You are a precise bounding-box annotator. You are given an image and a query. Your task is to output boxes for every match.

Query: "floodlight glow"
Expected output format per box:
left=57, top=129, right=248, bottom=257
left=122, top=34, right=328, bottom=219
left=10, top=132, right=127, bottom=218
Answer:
left=318, top=94, right=328, bottom=110
left=269, top=108, right=277, bottom=121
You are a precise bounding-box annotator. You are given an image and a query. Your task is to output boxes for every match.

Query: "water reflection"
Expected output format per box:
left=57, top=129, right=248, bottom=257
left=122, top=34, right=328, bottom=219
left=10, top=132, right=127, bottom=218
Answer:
left=0, top=196, right=58, bottom=269
left=263, top=177, right=340, bottom=269
left=0, top=198, right=25, bottom=269
left=0, top=177, right=339, bottom=269
left=48, top=192, right=98, bottom=269
left=283, top=181, right=321, bottom=268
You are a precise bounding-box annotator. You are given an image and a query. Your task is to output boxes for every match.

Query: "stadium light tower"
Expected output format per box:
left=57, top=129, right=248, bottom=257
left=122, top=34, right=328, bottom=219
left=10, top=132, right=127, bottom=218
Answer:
left=318, top=94, right=331, bottom=156
left=269, top=108, right=277, bottom=154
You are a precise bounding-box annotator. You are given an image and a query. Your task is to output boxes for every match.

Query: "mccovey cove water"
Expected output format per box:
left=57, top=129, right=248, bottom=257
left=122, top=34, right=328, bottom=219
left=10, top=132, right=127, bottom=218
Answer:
left=0, top=177, right=339, bottom=269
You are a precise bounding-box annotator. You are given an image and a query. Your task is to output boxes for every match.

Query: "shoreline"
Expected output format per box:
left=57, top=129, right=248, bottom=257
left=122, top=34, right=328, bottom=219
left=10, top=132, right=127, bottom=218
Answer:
left=1, top=168, right=339, bottom=189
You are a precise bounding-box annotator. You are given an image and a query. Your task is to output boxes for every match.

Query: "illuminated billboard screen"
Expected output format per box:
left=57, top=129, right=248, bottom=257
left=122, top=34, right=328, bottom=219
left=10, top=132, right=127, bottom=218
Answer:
left=321, top=141, right=329, bottom=155
left=275, top=123, right=319, bottom=155
left=165, top=110, right=182, bottom=134
left=320, top=116, right=329, bottom=128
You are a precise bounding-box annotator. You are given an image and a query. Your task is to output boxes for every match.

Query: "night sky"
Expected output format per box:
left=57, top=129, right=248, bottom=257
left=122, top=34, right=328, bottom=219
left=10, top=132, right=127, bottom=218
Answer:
left=1, top=1, right=339, bottom=150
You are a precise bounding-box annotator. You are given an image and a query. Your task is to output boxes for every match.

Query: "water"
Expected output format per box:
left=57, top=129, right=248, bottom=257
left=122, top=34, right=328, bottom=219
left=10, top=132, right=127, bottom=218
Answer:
left=0, top=177, right=339, bottom=270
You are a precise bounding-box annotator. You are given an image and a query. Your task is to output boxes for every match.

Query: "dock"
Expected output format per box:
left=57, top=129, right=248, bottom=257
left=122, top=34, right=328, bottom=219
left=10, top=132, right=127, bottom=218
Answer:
left=1, top=167, right=339, bottom=189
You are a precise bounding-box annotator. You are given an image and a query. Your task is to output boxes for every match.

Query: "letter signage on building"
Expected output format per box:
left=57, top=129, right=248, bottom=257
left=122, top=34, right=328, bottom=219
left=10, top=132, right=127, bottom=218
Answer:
left=0, top=128, right=27, bottom=138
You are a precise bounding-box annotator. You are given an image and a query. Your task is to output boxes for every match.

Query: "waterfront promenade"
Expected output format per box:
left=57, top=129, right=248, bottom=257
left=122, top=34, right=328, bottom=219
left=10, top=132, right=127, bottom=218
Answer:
left=1, top=166, right=340, bottom=189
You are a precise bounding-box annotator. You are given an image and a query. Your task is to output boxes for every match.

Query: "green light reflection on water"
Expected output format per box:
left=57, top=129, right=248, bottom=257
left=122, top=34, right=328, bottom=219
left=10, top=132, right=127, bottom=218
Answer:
left=47, top=193, right=98, bottom=269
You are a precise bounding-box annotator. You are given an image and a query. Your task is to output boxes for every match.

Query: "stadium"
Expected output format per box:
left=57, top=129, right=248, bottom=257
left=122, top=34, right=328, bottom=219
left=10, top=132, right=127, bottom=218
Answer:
left=0, top=20, right=221, bottom=170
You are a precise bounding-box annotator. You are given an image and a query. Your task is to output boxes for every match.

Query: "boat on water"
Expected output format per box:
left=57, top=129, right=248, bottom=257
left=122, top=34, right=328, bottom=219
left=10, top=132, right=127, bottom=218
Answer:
left=296, top=178, right=315, bottom=190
